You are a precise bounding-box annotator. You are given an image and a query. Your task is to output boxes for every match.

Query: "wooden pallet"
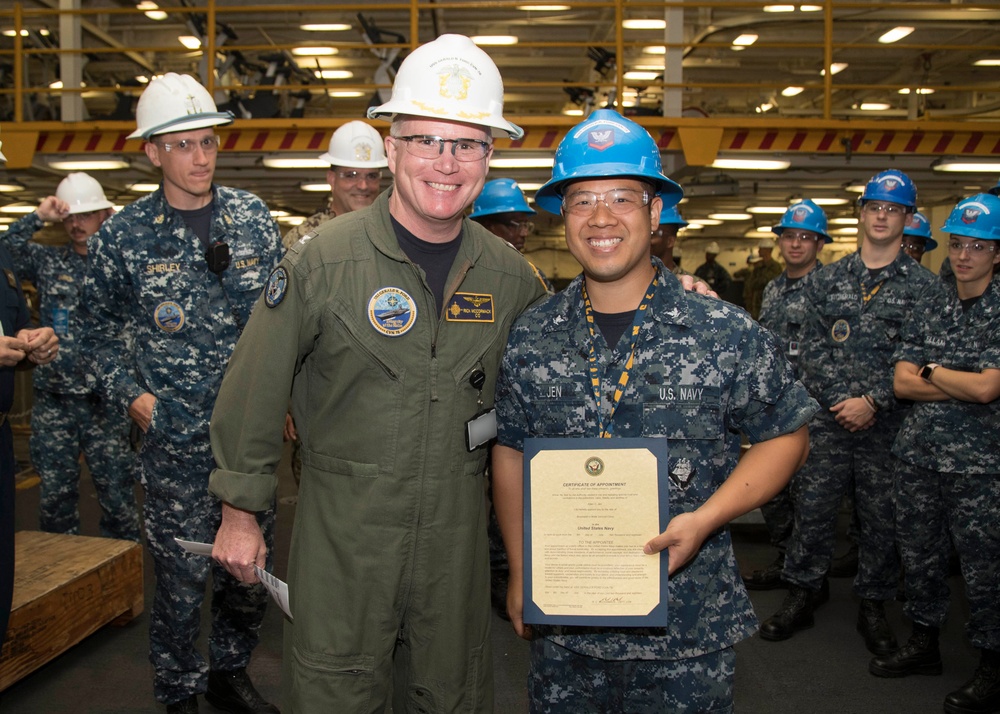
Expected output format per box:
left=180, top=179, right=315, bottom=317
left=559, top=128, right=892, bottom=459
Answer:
left=0, top=531, right=144, bottom=691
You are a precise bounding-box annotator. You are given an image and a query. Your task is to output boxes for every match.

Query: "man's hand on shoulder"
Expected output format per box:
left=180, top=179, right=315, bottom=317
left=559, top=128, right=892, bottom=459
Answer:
left=678, top=274, right=717, bottom=298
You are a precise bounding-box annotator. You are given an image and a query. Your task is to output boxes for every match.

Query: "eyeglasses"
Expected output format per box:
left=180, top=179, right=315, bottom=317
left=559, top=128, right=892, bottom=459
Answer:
left=504, top=220, right=535, bottom=234
left=948, top=240, right=997, bottom=254
left=779, top=231, right=822, bottom=244
left=863, top=201, right=907, bottom=216
left=63, top=210, right=102, bottom=224
left=562, top=189, right=651, bottom=217
left=336, top=170, right=382, bottom=184
left=901, top=242, right=925, bottom=252
left=155, top=135, right=220, bottom=155
left=393, top=135, right=491, bottom=162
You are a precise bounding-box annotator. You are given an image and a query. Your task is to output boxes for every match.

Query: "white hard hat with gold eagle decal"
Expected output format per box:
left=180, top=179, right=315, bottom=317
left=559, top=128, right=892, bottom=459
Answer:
left=128, top=72, right=234, bottom=141
left=367, top=34, right=523, bottom=140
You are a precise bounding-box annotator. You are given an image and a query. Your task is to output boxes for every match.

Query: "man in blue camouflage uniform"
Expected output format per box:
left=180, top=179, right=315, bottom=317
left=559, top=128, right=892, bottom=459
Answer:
left=492, top=110, right=817, bottom=714
left=743, top=199, right=830, bottom=592
left=760, top=170, right=944, bottom=659
left=900, top=211, right=939, bottom=265
left=0, top=129, right=61, bottom=648
left=650, top=205, right=690, bottom=277
left=81, top=74, right=282, bottom=714
left=2, top=175, right=139, bottom=542
left=869, top=194, right=1000, bottom=714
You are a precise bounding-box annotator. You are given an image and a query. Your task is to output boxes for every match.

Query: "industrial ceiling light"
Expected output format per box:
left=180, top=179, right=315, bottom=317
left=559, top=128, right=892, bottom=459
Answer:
left=516, top=4, right=571, bottom=10
left=933, top=159, right=1000, bottom=173
left=746, top=206, right=788, bottom=214
left=48, top=159, right=130, bottom=170
left=709, top=212, right=752, bottom=221
left=0, top=204, right=38, bottom=214
left=178, top=36, right=201, bottom=50
left=489, top=157, right=555, bottom=169
left=811, top=197, right=850, bottom=206
left=314, top=70, right=353, bottom=79
left=300, top=24, right=351, bottom=32
left=687, top=219, right=723, bottom=227
left=292, top=47, right=338, bottom=56
left=623, top=19, right=666, bottom=30
left=732, top=33, right=758, bottom=47
left=820, top=63, right=849, bottom=76
left=711, top=158, right=790, bottom=170
left=799, top=5, right=823, bottom=10
left=898, top=87, right=934, bottom=95
left=329, top=91, right=364, bottom=98
left=763, top=5, right=795, bottom=12
left=262, top=157, right=329, bottom=169
left=0, top=180, right=25, bottom=193
left=471, top=35, right=518, bottom=46
left=643, top=46, right=666, bottom=55
left=878, top=27, right=914, bottom=44
left=973, top=59, right=1000, bottom=67
left=624, top=71, right=659, bottom=81
left=136, top=2, right=167, bottom=21
left=829, top=217, right=859, bottom=225
left=300, top=182, right=332, bottom=192
left=781, top=86, right=804, bottom=97
left=859, top=102, right=891, bottom=111
left=127, top=183, right=159, bottom=192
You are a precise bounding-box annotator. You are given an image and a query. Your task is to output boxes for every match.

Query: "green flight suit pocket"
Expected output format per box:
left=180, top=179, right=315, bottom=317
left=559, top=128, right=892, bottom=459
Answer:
left=290, top=647, right=376, bottom=712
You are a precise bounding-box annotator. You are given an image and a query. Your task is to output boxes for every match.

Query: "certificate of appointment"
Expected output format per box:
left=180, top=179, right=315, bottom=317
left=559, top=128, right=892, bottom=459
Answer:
left=522, top=437, right=669, bottom=627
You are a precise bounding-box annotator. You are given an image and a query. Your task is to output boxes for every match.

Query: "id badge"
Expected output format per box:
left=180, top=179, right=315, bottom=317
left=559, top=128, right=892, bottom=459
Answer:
left=465, top=408, right=497, bottom=452
left=788, top=340, right=800, bottom=357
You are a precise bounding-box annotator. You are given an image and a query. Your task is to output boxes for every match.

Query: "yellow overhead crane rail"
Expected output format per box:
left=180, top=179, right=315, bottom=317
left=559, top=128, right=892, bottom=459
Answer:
left=3, top=117, right=1000, bottom=171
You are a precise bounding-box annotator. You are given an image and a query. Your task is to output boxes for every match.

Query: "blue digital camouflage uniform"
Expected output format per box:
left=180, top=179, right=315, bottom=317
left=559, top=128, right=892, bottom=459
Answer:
left=786, top=251, right=943, bottom=598
left=756, top=263, right=822, bottom=552
left=495, top=258, right=818, bottom=713
left=2, top=212, right=139, bottom=541
left=892, top=273, right=1000, bottom=652
left=0, top=244, right=31, bottom=647
left=81, top=186, right=282, bottom=705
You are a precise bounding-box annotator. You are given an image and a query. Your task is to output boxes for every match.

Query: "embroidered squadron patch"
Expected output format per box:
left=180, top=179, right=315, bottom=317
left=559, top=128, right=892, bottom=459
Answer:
left=154, top=301, right=185, bottom=333
left=368, top=287, right=417, bottom=337
left=831, top=318, right=851, bottom=343
left=446, top=292, right=495, bottom=322
left=265, top=266, right=289, bottom=308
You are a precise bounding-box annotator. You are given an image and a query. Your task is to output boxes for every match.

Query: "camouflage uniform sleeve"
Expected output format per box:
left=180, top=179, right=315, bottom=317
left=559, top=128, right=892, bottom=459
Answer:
left=0, top=212, right=46, bottom=284
left=80, top=221, right=144, bottom=416
left=210, top=257, right=318, bottom=511
left=727, top=317, right=818, bottom=442
left=893, top=299, right=931, bottom=369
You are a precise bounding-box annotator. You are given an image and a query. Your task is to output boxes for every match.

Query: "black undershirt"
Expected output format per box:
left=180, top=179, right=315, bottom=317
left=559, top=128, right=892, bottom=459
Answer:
left=174, top=202, right=214, bottom=248
left=867, top=265, right=886, bottom=280
left=960, top=294, right=981, bottom=313
left=392, top=216, right=462, bottom=316
left=785, top=275, right=802, bottom=286
left=593, top=309, right=636, bottom=348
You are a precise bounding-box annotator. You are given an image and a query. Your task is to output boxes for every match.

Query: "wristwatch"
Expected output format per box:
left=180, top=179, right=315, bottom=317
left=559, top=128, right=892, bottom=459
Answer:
left=919, top=363, right=940, bottom=382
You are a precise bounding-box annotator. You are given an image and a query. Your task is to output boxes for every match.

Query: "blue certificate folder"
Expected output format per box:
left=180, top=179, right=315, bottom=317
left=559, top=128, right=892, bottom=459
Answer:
left=522, top=437, right=670, bottom=627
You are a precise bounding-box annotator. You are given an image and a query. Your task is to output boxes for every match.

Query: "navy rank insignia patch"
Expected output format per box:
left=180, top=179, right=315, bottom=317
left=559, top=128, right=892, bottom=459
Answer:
left=154, top=301, right=185, bottom=333
left=368, top=287, right=417, bottom=337
left=265, top=266, right=288, bottom=308
left=445, top=292, right=495, bottom=323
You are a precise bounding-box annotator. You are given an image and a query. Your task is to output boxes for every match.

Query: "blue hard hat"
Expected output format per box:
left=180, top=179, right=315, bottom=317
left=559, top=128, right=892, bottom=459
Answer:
left=659, top=205, right=688, bottom=227
left=903, top=212, right=938, bottom=251
left=469, top=179, right=536, bottom=219
left=860, top=169, right=917, bottom=209
left=771, top=199, right=833, bottom=244
left=990, top=178, right=1000, bottom=197
left=534, top=109, right=683, bottom=215
left=940, top=193, right=1000, bottom=241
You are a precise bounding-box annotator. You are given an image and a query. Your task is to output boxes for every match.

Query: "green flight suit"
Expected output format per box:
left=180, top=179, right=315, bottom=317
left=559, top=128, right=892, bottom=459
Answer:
left=209, top=190, right=545, bottom=713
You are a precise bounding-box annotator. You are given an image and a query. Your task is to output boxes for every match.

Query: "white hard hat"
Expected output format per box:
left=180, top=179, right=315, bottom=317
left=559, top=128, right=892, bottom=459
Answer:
left=128, top=72, right=234, bottom=141
left=759, top=237, right=776, bottom=248
left=367, top=34, right=523, bottom=140
left=56, top=173, right=113, bottom=214
left=706, top=241, right=721, bottom=254
left=318, top=121, right=388, bottom=168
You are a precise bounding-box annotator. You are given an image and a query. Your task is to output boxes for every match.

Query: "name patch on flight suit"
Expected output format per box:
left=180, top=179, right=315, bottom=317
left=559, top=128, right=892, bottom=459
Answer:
left=368, top=287, right=417, bottom=337
left=445, top=292, right=495, bottom=323
left=831, top=319, right=851, bottom=343
left=154, top=301, right=185, bottom=332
